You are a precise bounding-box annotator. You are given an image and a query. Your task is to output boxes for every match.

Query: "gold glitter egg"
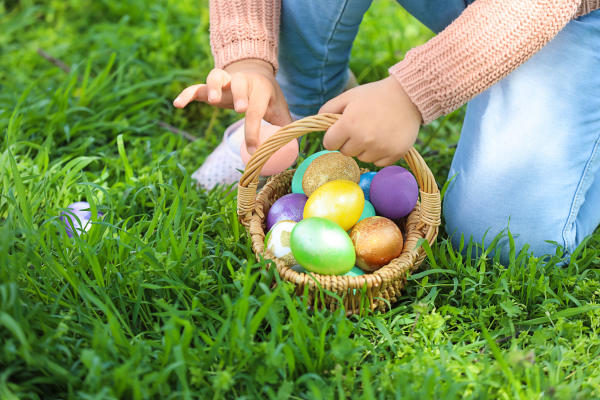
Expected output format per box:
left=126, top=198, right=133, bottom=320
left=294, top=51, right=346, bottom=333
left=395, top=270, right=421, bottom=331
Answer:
left=301, top=152, right=360, bottom=197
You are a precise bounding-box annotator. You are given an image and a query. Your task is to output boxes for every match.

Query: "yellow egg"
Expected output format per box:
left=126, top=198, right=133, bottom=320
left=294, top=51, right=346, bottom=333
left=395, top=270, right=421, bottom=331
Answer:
left=304, top=180, right=364, bottom=231
left=301, top=152, right=360, bottom=196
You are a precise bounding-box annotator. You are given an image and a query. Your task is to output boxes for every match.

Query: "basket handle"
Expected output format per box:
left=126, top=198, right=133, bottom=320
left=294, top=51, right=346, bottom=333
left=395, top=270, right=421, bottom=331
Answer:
left=237, top=113, right=441, bottom=233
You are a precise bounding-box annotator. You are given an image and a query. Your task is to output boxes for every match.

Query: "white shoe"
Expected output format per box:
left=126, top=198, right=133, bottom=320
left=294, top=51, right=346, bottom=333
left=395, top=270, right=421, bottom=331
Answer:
left=192, top=119, right=246, bottom=190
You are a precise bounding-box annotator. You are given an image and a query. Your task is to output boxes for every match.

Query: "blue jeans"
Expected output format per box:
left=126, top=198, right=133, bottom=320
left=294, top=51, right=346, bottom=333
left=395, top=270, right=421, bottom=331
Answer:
left=276, top=0, right=600, bottom=263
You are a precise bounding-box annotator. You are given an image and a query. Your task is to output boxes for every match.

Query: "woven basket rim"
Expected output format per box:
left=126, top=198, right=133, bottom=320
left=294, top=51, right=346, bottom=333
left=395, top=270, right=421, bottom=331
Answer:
left=236, top=114, right=441, bottom=313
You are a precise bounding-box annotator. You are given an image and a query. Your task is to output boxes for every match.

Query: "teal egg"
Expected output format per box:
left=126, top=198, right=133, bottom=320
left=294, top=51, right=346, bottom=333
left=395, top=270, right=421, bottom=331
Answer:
left=290, top=217, right=355, bottom=275
left=345, top=266, right=366, bottom=294
left=291, top=264, right=307, bottom=273
left=344, top=266, right=365, bottom=277
left=291, top=150, right=336, bottom=194
left=358, top=200, right=376, bottom=223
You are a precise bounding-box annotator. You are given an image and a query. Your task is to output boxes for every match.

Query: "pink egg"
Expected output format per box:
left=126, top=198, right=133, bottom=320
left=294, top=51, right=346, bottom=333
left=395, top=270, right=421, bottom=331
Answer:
left=240, top=124, right=299, bottom=176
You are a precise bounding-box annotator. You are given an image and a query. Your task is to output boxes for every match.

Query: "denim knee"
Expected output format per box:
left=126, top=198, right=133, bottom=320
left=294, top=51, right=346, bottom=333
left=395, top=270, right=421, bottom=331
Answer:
left=442, top=10, right=600, bottom=264
left=443, top=177, right=571, bottom=263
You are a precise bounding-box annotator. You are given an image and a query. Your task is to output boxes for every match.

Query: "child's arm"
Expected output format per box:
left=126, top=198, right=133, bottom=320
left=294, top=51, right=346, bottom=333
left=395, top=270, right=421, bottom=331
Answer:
left=321, top=0, right=595, bottom=165
left=174, top=0, right=289, bottom=154
left=390, top=0, right=591, bottom=124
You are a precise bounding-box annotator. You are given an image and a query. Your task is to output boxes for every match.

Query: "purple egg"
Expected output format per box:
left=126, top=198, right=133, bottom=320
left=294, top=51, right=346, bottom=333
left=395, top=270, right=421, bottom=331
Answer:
left=369, top=166, right=418, bottom=219
left=60, top=201, right=103, bottom=237
left=266, top=193, right=308, bottom=230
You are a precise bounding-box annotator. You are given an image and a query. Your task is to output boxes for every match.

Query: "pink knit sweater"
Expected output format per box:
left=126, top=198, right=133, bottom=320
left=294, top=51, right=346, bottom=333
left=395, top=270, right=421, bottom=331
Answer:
left=209, top=0, right=599, bottom=124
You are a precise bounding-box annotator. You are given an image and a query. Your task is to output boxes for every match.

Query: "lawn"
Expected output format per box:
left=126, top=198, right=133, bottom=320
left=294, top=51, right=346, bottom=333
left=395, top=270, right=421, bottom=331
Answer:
left=1, top=0, right=599, bottom=399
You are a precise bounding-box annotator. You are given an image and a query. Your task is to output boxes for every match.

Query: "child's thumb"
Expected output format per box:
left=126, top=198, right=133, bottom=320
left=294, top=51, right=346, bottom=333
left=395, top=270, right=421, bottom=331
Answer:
left=319, top=91, right=350, bottom=114
left=266, top=104, right=293, bottom=127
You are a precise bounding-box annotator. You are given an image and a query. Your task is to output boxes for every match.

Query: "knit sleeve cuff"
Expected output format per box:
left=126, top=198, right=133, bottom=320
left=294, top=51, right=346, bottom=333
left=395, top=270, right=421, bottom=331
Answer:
left=209, top=0, right=281, bottom=73
left=213, top=38, right=279, bottom=71
left=389, top=58, right=441, bottom=125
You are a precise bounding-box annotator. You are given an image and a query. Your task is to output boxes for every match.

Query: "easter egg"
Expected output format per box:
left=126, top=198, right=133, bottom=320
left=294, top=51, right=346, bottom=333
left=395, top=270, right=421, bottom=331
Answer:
left=291, top=264, right=307, bottom=273
left=350, top=216, right=404, bottom=272
left=369, top=166, right=418, bottom=219
left=266, top=220, right=297, bottom=266
left=304, top=180, right=364, bottom=231
left=344, top=266, right=365, bottom=277
left=357, top=200, right=376, bottom=223
left=358, top=172, right=376, bottom=201
left=291, top=150, right=336, bottom=194
left=240, top=123, right=299, bottom=176
left=266, top=193, right=308, bottom=230
left=302, top=152, right=360, bottom=197
left=290, top=217, right=355, bottom=275
left=61, top=201, right=103, bottom=238
left=345, top=266, right=366, bottom=295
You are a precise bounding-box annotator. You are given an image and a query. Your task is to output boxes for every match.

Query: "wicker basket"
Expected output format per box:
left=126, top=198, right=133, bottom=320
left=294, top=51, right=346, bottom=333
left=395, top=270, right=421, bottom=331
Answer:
left=237, top=113, right=441, bottom=314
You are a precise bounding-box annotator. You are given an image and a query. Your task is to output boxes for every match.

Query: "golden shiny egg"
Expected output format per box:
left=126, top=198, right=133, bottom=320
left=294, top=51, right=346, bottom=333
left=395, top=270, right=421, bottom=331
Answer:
left=350, top=216, right=404, bottom=272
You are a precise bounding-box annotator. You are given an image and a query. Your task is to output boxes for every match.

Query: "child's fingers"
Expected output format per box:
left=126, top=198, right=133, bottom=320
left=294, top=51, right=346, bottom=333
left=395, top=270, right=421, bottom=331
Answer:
left=173, top=84, right=207, bottom=108
left=244, top=85, right=270, bottom=154
left=318, top=90, right=351, bottom=114
left=230, top=75, right=249, bottom=113
left=320, top=91, right=354, bottom=151
left=173, top=83, right=234, bottom=108
left=339, top=137, right=362, bottom=157
left=264, top=101, right=293, bottom=128
left=354, top=151, right=376, bottom=164
left=322, top=118, right=350, bottom=151
left=374, top=157, right=395, bottom=167
left=206, top=69, right=231, bottom=104
left=262, top=81, right=292, bottom=127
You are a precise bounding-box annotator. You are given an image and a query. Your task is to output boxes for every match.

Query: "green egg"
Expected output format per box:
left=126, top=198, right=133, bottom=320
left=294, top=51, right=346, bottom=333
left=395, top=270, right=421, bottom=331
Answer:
left=290, top=217, right=355, bottom=275
left=291, top=150, right=336, bottom=194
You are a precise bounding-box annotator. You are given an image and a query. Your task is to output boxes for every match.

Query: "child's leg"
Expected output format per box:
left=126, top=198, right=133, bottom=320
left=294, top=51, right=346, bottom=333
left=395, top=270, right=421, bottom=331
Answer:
left=443, top=10, right=600, bottom=263
left=277, top=0, right=472, bottom=117
left=277, top=0, right=373, bottom=118
left=395, top=0, right=471, bottom=33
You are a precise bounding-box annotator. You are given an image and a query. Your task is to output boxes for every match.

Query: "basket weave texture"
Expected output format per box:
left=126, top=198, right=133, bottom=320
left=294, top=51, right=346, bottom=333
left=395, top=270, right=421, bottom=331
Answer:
left=237, top=114, right=441, bottom=314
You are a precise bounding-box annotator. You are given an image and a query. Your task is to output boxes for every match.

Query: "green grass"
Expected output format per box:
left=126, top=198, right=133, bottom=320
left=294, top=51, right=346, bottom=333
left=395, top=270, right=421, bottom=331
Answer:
left=1, top=0, right=600, bottom=399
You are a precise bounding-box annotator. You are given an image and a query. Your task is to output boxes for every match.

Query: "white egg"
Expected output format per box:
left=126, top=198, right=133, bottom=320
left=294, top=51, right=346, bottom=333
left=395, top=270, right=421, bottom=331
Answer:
left=266, top=220, right=297, bottom=266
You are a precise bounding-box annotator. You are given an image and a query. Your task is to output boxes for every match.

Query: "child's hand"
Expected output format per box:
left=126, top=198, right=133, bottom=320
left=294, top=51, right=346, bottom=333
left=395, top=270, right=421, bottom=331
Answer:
left=319, top=76, right=421, bottom=166
left=173, top=59, right=292, bottom=154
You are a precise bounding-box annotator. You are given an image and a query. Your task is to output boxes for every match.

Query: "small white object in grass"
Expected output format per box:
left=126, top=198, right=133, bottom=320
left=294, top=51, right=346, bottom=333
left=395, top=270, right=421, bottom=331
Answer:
left=60, top=201, right=103, bottom=237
